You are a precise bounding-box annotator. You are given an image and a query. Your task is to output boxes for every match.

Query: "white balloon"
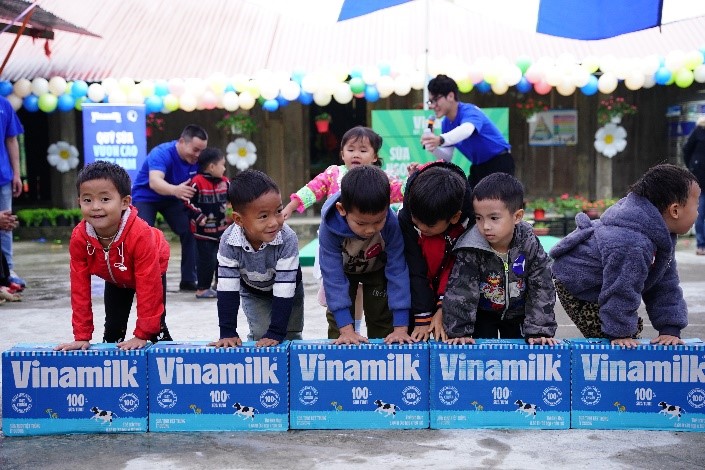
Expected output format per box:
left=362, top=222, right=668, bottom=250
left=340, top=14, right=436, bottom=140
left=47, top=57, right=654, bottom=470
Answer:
left=361, top=66, right=380, bottom=85
left=665, top=49, right=686, bottom=72
left=239, top=91, right=256, bottom=110
left=581, top=55, right=600, bottom=74
left=280, top=81, right=301, bottom=101
left=642, top=74, right=656, bottom=89
left=138, top=80, right=155, bottom=97
left=259, top=80, right=279, bottom=100
left=108, top=89, right=127, bottom=104
left=199, top=90, right=218, bottom=110
left=49, top=76, right=68, bottom=96
left=101, top=77, right=119, bottom=95
left=572, top=67, right=591, bottom=88
left=300, top=74, right=320, bottom=94
left=168, top=78, right=186, bottom=96
left=31, top=78, right=49, bottom=96
left=13, top=79, right=31, bottom=98
left=179, top=92, right=197, bottom=112
left=207, top=73, right=228, bottom=95
left=185, top=78, right=206, bottom=98
left=87, top=83, right=106, bottom=102
left=333, top=83, right=353, bottom=104
left=640, top=55, right=661, bottom=76
left=410, top=70, right=426, bottom=90
left=624, top=71, right=645, bottom=91
left=118, top=77, right=136, bottom=93
left=544, top=66, right=563, bottom=87
left=222, top=91, right=240, bottom=111
left=376, top=75, right=395, bottom=98
left=556, top=80, right=576, bottom=96
left=599, top=54, right=618, bottom=74
left=504, top=65, right=523, bottom=87
left=393, top=75, right=412, bottom=96
left=597, top=72, right=618, bottom=94
left=313, top=91, right=332, bottom=106
left=490, top=81, right=508, bottom=95
left=7, top=93, right=22, bottom=110
left=694, top=64, right=705, bottom=83
left=127, top=88, right=144, bottom=104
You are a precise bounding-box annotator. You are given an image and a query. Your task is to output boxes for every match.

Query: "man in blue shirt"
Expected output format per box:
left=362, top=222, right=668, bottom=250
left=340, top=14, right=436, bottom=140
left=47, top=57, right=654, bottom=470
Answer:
left=132, top=125, right=207, bottom=291
left=421, top=74, right=514, bottom=188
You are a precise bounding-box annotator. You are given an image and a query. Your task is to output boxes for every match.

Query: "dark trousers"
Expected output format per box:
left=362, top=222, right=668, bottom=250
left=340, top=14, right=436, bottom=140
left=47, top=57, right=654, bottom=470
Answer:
left=196, top=238, right=219, bottom=290
left=469, top=151, right=515, bottom=189
left=102, top=274, right=171, bottom=343
left=134, top=199, right=197, bottom=284
left=473, top=310, right=523, bottom=339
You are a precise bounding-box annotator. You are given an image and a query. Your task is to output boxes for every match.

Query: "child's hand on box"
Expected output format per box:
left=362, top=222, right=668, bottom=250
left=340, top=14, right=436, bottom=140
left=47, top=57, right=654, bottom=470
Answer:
left=256, top=338, right=280, bottom=347
left=209, top=337, right=243, bottom=348
left=528, top=337, right=561, bottom=346
left=651, top=334, right=684, bottom=346
left=118, top=337, right=148, bottom=350
left=54, top=340, right=91, bottom=351
left=334, top=325, right=368, bottom=345
left=384, top=326, right=417, bottom=345
left=445, top=336, right=475, bottom=345
left=410, top=325, right=431, bottom=341
left=611, top=337, right=639, bottom=348
left=429, top=308, right=448, bottom=342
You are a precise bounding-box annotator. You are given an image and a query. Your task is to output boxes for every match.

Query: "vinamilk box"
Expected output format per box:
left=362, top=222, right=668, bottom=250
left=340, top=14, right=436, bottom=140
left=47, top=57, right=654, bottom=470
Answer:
left=570, top=338, right=705, bottom=431
left=289, top=340, right=429, bottom=429
left=430, top=340, right=570, bottom=429
left=2, top=343, right=148, bottom=436
left=147, top=341, right=288, bottom=432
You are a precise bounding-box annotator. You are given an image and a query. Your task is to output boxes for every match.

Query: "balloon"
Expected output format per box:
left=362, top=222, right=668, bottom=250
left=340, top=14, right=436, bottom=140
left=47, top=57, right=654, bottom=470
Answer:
left=0, top=81, right=12, bottom=96
left=300, top=74, right=320, bottom=94
left=101, top=77, right=119, bottom=95
left=457, top=78, right=473, bottom=94
left=475, top=81, right=491, bottom=94
left=515, top=56, right=532, bottom=74
left=361, top=66, right=380, bottom=85
left=694, top=64, right=705, bottom=83
left=533, top=80, right=552, bottom=95
left=556, top=80, right=575, bottom=96
left=48, top=76, right=67, bottom=96
left=145, top=95, right=163, bottom=113
left=222, top=91, right=240, bottom=111
left=239, top=91, right=256, bottom=110
left=207, top=73, right=227, bottom=95
left=7, top=94, right=22, bottom=110
left=259, top=80, right=279, bottom=100
left=580, top=75, right=599, bottom=95
left=31, top=78, right=49, bottom=96
left=515, top=77, right=532, bottom=94
left=376, top=76, right=395, bottom=98
left=364, top=85, right=380, bottom=102
left=333, top=83, right=353, bottom=104
left=684, top=50, right=704, bottom=70
left=597, top=72, right=618, bottom=94
left=127, top=88, right=144, bottom=104
left=23, top=94, right=39, bottom=112
left=624, top=71, right=645, bottom=91
left=138, top=80, right=155, bottom=98
left=654, top=66, right=672, bottom=85
left=38, top=93, right=58, bottom=112
left=291, top=69, right=306, bottom=85
left=87, top=83, right=106, bottom=103
left=108, top=89, right=127, bottom=104
left=349, top=77, right=365, bottom=94
left=71, top=80, right=88, bottom=98
left=393, top=76, right=412, bottom=96
left=13, top=79, right=31, bottom=98
left=378, top=62, right=391, bottom=76
left=491, top=81, right=509, bottom=95
left=168, top=78, right=186, bottom=96
left=199, top=90, right=218, bottom=110
left=179, top=93, right=197, bottom=112
left=298, top=90, right=313, bottom=105
left=313, top=91, right=332, bottom=106
left=675, top=68, right=694, bottom=88
left=57, top=94, right=75, bottom=112
left=276, top=95, right=289, bottom=108
left=262, top=99, right=279, bottom=112
left=162, top=94, right=179, bottom=112
left=280, top=81, right=301, bottom=101
left=154, top=80, right=169, bottom=96
left=118, top=77, right=136, bottom=94
left=75, top=97, right=89, bottom=111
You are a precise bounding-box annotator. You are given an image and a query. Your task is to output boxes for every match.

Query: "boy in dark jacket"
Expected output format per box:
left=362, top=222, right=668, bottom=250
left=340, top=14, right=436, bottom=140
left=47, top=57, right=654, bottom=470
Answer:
left=184, top=147, right=230, bottom=298
left=318, top=165, right=413, bottom=345
left=398, top=161, right=473, bottom=341
left=443, top=173, right=557, bottom=345
left=551, top=164, right=699, bottom=348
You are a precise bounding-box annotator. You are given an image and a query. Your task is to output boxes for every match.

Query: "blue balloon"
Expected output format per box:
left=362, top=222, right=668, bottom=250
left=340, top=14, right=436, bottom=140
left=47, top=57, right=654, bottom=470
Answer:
left=654, top=66, right=672, bottom=85
left=580, top=75, right=598, bottom=96
left=349, top=67, right=363, bottom=78
left=262, top=99, right=279, bottom=112
left=364, top=85, right=380, bottom=102
left=298, top=90, right=313, bottom=105
left=0, top=81, right=13, bottom=97
left=154, top=80, right=169, bottom=97
left=276, top=95, right=289, bottom=107
left=291, top=70, right=306, bottom=85
left=57, top=94, right=75, bottom=112
left=145, top=95, right=163, bottom=113
left=70, top=80, right=88, bottom=98
left=475, top=81, right=491, bottom=94
left=515, top=77, right=532, bottom=94
left=23, top=94, right=39, bottom=112
left=224, top=83, right=236, bottom=93
left=378, top=63, right=391, bottom=76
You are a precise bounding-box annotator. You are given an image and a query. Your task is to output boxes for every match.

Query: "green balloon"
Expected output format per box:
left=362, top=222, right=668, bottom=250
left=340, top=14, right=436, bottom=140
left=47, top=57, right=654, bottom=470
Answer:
left=516, top=56, right=532, bottom=74
left=675, top=69, right=694, bottom=88
left=38, top=93, right=58, bottom=112
left=349, top=77, right=365, bottom=94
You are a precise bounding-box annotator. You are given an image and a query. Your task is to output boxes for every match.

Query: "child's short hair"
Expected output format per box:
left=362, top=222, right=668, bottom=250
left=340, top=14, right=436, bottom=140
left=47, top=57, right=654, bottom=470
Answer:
left=473, top=172, right=524, bottom=213
left=198, top=147, right=224, bottom=173
left=228, top=169, right=280, bottom=212
left=76, top=161, right=132, bottom=197
left=629, top=163, right=698, bottom=212
left=428, top=74, right=460, bottom=101
left=407, top=166, right=465, bottom=225
left=181, top=124, right=208, bottom=142
left=340, top=165, right=390, bottom=214
left=341, top=126, right=383, bottom=166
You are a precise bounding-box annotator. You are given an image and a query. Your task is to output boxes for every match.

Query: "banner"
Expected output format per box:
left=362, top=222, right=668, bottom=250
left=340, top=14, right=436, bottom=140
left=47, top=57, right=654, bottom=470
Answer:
left=82, top=104, right=146, bottom=181
left=528, top=110, right=578, bottom=146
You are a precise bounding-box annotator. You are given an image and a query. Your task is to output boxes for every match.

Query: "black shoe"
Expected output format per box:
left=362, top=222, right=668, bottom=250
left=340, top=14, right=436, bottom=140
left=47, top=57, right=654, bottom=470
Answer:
left=179, top=281, right=198, bottom=291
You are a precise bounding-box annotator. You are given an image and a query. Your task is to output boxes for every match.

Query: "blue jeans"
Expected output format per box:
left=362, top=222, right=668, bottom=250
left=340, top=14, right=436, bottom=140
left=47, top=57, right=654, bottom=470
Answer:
left=696, top=192, right=705, bottom=249
left=241, top=282, right=304, bottom=342
left=134, top=199, right=197, bottom=284
left=0, top=183, right=13, bottom=269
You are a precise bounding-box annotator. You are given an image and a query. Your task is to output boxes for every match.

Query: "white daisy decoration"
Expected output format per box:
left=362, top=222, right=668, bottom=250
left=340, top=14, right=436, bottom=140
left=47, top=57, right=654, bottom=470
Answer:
left=47, top=141, right=80, bottom=173
left=226, top=138, right=257, bottom=170
left=594, top=123, right=627, bottom=158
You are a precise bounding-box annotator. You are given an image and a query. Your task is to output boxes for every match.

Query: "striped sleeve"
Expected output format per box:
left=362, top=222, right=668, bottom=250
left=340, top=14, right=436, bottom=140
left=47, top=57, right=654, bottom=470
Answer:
left=216, top=240, right=242, bottom=338
left=264, top=228, right=300, bottom=341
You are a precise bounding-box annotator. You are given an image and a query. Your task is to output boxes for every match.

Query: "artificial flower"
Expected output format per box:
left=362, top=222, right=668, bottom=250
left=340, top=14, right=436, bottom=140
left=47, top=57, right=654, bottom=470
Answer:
left=47, top=141, right=79, bottom=173
left=594, top=123, right=627, bottom=158
left=226, top=138, right=257, bottom=170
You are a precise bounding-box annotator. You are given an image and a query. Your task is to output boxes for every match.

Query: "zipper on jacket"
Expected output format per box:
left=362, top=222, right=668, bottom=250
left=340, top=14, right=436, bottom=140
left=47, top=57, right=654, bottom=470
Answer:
left=494, top=251, right=510, bottom=320
left=103, top=247, right=118, bottom=284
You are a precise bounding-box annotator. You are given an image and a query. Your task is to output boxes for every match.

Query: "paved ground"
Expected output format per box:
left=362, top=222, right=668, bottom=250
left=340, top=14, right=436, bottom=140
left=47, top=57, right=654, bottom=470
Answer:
left=1, top=238, right=705, bottom=469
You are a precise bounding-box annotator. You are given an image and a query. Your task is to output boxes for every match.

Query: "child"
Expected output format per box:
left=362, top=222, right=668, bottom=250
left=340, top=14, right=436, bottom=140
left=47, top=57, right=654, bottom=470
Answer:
left=55, top=161, right=171, bottom=351
left=281, top=125, right=404, bottom=333
left=398, top=161, right=474, bottom=342
left=550, top=163, right=699, bottom=348
left=209, top=169, right=304, bottom=348
left=184, top=147, right=230, bottom=299
left=318, top=165, right=414, bottom=345
left=443, top=173, right=558, bottom=345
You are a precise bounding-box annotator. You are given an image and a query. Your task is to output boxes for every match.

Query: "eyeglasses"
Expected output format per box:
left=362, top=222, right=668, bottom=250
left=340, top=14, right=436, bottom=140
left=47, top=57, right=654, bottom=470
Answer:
left=426, top=95, right=444, bottom=106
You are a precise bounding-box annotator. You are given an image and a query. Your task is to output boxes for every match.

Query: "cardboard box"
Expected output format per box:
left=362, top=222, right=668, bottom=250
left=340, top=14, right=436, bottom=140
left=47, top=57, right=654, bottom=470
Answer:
left=147, top=341, right=288, bottom=432
left=570, top=338, right=705, bottom=431
left=430, top=340, right=571, bottom=429
left=289, top=340, right=429, bottom=429
left=2, top=343, right=148, bottom=436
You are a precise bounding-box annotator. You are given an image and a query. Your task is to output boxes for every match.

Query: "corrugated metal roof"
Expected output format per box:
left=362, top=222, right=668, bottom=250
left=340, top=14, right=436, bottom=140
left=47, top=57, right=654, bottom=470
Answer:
left=1, top=0, right=704, bottom=82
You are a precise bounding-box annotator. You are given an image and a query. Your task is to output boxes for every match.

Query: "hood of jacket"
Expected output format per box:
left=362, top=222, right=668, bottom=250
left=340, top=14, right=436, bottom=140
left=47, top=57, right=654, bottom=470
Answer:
left=321, top=193, right=359, bottom=239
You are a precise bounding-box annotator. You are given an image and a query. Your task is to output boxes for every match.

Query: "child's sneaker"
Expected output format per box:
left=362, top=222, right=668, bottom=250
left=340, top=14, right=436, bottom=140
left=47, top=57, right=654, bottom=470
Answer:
left=9, top=271, right=26, bottom=288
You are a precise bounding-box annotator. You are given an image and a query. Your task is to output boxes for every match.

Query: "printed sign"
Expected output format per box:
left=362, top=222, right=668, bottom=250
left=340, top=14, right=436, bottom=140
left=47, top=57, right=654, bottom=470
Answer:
left=528, top=110, right=578, bottom=146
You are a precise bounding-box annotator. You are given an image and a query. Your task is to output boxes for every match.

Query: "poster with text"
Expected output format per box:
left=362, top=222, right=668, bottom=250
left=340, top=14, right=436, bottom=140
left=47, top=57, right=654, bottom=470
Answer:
left=528, top=110, right=577, bottom=146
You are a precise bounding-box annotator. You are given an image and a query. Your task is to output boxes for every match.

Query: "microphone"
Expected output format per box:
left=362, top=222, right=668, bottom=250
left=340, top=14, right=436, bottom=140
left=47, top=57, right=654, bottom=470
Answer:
left=422, top=115, right=436, bottom=149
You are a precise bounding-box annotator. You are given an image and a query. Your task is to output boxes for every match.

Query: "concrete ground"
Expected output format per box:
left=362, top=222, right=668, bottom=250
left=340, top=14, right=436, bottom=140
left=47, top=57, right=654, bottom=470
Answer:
left=1, top=238, right=705, bottom=469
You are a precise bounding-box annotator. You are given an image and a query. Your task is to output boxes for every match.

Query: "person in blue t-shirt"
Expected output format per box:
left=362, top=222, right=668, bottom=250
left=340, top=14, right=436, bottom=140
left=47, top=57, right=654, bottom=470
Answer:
left=132, top=125, right=207, bottom=291
left=421, top=74, right=514, bottom=188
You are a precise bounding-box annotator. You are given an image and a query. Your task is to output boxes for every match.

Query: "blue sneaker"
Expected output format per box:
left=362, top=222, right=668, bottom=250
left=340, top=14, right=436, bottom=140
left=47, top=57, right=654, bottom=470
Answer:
left=9, top=270, right=26, bottom=288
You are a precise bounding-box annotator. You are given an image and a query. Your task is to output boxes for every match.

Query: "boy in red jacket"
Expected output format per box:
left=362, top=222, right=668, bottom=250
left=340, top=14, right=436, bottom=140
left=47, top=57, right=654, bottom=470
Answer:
left=55, top=161, right=171, bottom=351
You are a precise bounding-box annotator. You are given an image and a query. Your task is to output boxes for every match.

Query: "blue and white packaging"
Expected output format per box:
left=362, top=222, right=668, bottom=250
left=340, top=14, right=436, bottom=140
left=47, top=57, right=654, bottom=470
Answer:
left=289, top=340, right=429, bottom=429
left=570, top=338, right=705, bottom=431
left=2, top=343, right=148, bottom=436
left=430, top=340, right=570, bottom=429
left=147, top=341, right=288, bottom=432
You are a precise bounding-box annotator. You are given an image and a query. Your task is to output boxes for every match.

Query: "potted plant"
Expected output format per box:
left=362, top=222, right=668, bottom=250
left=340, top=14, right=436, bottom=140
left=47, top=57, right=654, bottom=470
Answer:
left=146, top=113, right=165, bottom=138
left=216, top=113, right=257, bottom=137
left=597, top=96, right=638, bottom=125
left=582, top=199, right=607, bottom=219
left=526, top=198, right=553, bottom=220
left=515, top=97, right=550, bottom=122
left=314, top=112, right=332, bottom=133
left=532, top=222, right=550, bottom=236
left=556, top=193, right=586, bottom=218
